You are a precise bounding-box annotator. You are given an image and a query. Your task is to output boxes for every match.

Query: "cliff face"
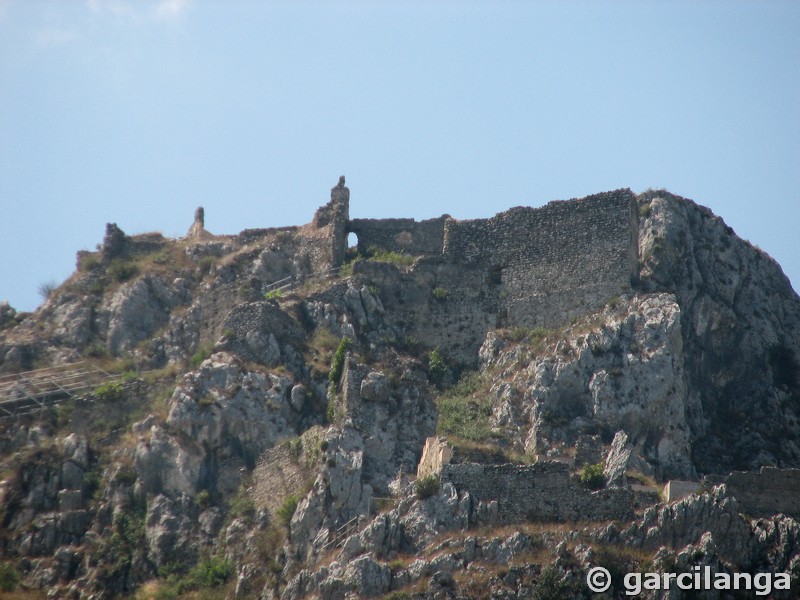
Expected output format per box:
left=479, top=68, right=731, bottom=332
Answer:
left=474, top=191, right=800, bottom=481
left=0, top=186, right=798, bottom=598
left=639, top=191, right=800, bottom=473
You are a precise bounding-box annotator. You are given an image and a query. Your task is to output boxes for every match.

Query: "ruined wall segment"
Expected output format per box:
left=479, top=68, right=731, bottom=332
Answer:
left=711, top=467, right=800, bottom=518
left=442, top=189, right=639, bottom=327
left=442, top=461, right=634, bottom=523
left=347, top=215, right=448, bottom=257
left=300, top=176, right=350, bottom=270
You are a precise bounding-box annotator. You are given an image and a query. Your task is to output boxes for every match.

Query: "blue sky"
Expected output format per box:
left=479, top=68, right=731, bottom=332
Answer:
left=1, top=0, right=798, bottom=312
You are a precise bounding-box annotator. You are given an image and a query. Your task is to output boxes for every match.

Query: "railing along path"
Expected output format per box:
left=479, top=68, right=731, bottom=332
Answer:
left=0, top=361, right=122, bottom=420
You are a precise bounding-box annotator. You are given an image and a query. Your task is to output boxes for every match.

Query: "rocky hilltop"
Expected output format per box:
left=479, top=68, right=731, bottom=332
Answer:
left=0, top=181, right=798, bottom=599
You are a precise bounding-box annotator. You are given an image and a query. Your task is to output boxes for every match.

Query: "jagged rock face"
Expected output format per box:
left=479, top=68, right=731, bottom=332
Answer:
left=640, top=192, right=800, bottom=473
left=481, top=293, right=697, bottom=479
left=286, top=360, right=437, bottom=563
left=135, top=352, right=303, bottom=498
left=105, top=275, right=186, bottom=355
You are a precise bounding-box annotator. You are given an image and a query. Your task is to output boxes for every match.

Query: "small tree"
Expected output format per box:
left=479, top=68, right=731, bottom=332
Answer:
left=329, top=337, right=352, bottom=387
left=38, top=280, right=57, bottom=300
left=428, top=347, right=447, bottom=386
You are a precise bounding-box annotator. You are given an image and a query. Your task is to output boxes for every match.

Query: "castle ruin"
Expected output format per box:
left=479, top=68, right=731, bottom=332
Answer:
left=305, top=179, right=640, bottom=364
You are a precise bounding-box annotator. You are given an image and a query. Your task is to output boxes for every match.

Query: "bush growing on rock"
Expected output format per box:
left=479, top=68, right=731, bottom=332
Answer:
left=94, top=380, right=124, bottom=402
left=427, top=347, right=448, bottom=386
left=108, top=258, right=139, bottom=282
left=329, top=336, right=352, bottom=386
left=277, top=495, right=300, bottom=527
left=532, top=566, right=576, bottom=600
left=415, top=475, right=440, bottom=499
left=580, top=462, right=606, bottom=490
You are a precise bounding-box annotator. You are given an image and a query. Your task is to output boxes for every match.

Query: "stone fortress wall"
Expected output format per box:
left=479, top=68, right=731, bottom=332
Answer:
left=440, top=190, right=640, bottom=327
left=341, top=189, right=639, bottom=338
left=348, top=215, right=448, bottom=257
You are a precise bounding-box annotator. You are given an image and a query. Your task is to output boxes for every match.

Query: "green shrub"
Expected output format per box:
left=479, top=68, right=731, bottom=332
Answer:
left=451, top=371, right=481, bottom=396
left=94, top=381, right=124, bottom=402
left=339, top=257, right=362, bottom=277
left=427, top=347, right=448, bottom=386
left=196, top=489, right=211, bottom=509
left=509, top=326, right=530, bottom=342
left=265, top=288, right=284, bottom=300
left=238, top=281, right=258, bottom=301
left=276, top=495, right=299, bottom=527
left=366, top=246, right=415, bottom=266
left=398, top=335, right=424, bottom=353
left=86, top=343, right=110, bottom=358
left=580, top=462, right=607, bottom=490
left=529, top=327, right=549, bottom=343
left=532, top=566, right=574, bottom=600
left=108, top=258, right=139, bottom=282
left=78, top=252, right=102, bottom=272
left=185, top=556, right=234, bottom=589
left=329, top=337, right=352, bottom=386
left=197, top=256, right=216, bottom=275
left=432, top=287, right=449, bottom=301
left=189, top=344, right=212, bottom=368
left=228, top=485, right=256, bottom=521
left=311, top=327, right=340, bottom=352
left=435, top=371, right=491, bottom=442
left=0, top=562, right=19, bottom=592
left=326, top=384, right=337, bottom=423
left=415, top=475, right=440, bottom=499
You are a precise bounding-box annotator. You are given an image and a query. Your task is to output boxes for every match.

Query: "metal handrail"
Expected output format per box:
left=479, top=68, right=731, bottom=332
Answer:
left=0, top=363, right=132, bottom=420
left=263, top=265, right=344, bottom=296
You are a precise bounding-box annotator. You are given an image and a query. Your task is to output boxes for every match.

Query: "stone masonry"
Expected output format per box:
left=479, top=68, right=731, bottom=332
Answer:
left=343, top=188, right=639, bottom=339
left=705, top=467, right=800, bottom=518
left=441, top=189, right=639, bottom=328
left=441, top=461, right=634, bottom=523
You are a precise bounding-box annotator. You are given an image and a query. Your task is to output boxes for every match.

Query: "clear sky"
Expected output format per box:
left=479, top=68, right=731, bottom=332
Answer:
left=1, top=1, right=798, bottom=313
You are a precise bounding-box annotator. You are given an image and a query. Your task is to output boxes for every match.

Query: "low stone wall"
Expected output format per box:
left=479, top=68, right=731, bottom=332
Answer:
left=442, top=461, right=634, bottom=523
left=708, top=467, right=800, bottom=518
